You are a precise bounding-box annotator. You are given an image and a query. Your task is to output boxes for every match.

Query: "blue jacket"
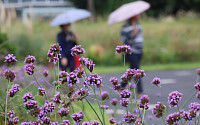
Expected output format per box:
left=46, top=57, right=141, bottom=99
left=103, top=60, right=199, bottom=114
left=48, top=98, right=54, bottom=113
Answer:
left=57, top=31, right=77, bottom=57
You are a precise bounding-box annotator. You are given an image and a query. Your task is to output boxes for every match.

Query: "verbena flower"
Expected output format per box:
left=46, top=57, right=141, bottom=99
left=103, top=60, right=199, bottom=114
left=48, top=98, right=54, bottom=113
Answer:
left=115, top=45, right=131, bottom=54
left=196, top=68, right=200, bottom=75
left=168, top=91, right=182, bottom=107
left=4, top=69, right=16, bottom=82
left=123, top=112, right=137, bottom=123
left=58, top=108, right=70, bottom=117
left=41, top=117, right=50, bottom=124
left=4, top=54, right=17, bottom=64
left=90, top=120, right=100, bottom=125
left=47, top=43, right=62, bottom=64
left=152, top=102, right=166, bottom=118
left=43, top=70, right=49, bottom=77
left=110, top=77, right=118, bottom=85
left=189, top=109, right=197, bottom=118
left=38, top=88, right=46, bottom=96
left=24, top=55, right=36, bottom=64
left=194, top=83, right=200, bottom=91
left=72, top=111, right=84, bottom=123
left=24, top=100, right=38, bottom=110
left=76, top=88, right=89, bottom=100
left=166, top=112, right=180, bottom=125
left=75, top=68, right=85, bottom=78
left=60, top=120, right=70, bottom=125
left=12, top=117, right=19, bottom=124
left=24, top=63, right=35, bottom=75
left=113, top=84, right=121, bottom=91
left=85, top=73, right=102, bottom=88
left=40, top=101, right=55, bottom=114
left=68, top=72, right=79, bottom=87
left=152, top=77, right=161, bottom=87
left=71, top=45, right=85, bottom=56
left=52, top=80, right=61, bottom=86
left=51, top=92, right=61, bottom=103
left=148, top=115, right=153, bottom=120
left=181, top=110, right=192, bottom=121
left=100, top=105, right=109, bottom=109
left=109, top=117, right=116, bottom=124
left=111, top=98, right=118, bottom=106
left=22, top=93, right=34, bottom=102
left=189, top=102, right=200, bottom=111
left=79, top=57, right=95, bottom=72
left=101, top=91, right=109, bottom=100
left=196, top=91, right=200, bottom=99
left=82, top=121, right=90, bottom=125
left=156, top=93, right=161, bottom=97
left=59, top=71, right=68, bottom=82
left=139, top=95, right=149, bottom=109
left=120, top=89, right=131, bottom=98
left=8, top=84, right=20, bottom=97
left=7, top=110, right=15, bottom=118
left=21, top=122, right=32, bottom=125
left=120, top=98, right=129, bottom=107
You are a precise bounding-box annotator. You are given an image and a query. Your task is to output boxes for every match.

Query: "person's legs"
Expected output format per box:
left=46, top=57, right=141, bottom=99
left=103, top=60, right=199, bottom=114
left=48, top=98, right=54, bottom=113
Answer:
left=68, top=55, right=75, bottom=72
left=135, top=53, right=143, bottom=93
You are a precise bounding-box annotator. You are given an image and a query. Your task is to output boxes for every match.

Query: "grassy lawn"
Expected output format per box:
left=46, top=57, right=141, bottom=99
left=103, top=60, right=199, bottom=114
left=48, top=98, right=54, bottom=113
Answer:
left=93, top=62, right=200, bottom=74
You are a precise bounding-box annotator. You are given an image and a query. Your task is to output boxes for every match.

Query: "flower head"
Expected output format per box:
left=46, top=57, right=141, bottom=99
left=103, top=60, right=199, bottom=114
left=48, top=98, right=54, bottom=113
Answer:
left=72, top=111, right=84, bottom=123
left=90, top=120, right=100, bottom=125
left=51, top=92, right=61, bottom=103
left=101, top=91, right=109, bottom=100
left=60, top=120, right=70, bottom=125
left=115, top=45, right=131, bottom=54
left=82, top=121, right=90, bottom=125
left=8, top=84, right=20, bottom=97
left=22, top=93, right=34, bottom=102
left=120, top=98, right=129, bottom=107
left=85, top=73, right=102, bottom=88
left=196, top=68, right=200, bottom=75
left=111, top=98, right=118, bottom=106
left=58, top=108, right=70, bottom=117
left=4, top=69, right=16, bottom=82
left=189, top=102, right=200, bottom=111
left=43, top=70, right=49, bottom=77
left=196, top=91, right=200, bottom=99
left=139, top=95, right=149, bottom=109
left=152, top=102, right=166, bottom=118
left=152, top=77, right=161, bottom=87
left=194, top=83, right=200, bottom=91
left=79, top=57, right=95, bottom=72
left=47, top=43, right=62, bottom=64
left=168, top=91, right=183, bottom=107
left=109, top=117, right=116, bottom=124
left=24, top=55, right=36, bottom=64
left=67, top=72, right=79, bottom=87
left=120, top=89, right=131, bottom=98
left=4, top=54, right=17, bottom=64
left=100, top=105, right=109, bottom=109
left=110, top=77, right=118, bottom=85
left=71, top=45, right=85, bottom=56
left=123, top=112, right=137, bottom=123
left=166, top=112, right=180, bottom=125
left=24, top=63, right=35, bottom=75
left=38, top=88, right=46, bottom=96
left=7, top=110, right=15, bottom=118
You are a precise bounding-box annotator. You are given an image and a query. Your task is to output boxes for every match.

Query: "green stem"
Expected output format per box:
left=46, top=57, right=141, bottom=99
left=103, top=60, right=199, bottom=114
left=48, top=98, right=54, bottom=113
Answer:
left=177, top=104, right=183, bottom=125
left=75, top=85, right=104, bottom=125
left=142, top=108, right=146, bottom=124
left=162, top=116, right=167, bottom=125
left=133, top=86, right=140, bottom=121
left=5, top=80, right=10, bottom=125
left=53, top=63, right=57, bottom=122
left=197, top=113, right=200, bottom=125
left=123, top=53, right=126, bottom=71
left=126, top=107, right=130, bottom=125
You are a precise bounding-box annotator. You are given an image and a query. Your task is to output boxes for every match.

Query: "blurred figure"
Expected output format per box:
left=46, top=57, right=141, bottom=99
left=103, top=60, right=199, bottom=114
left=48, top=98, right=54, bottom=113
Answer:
left=120, top=14, right=144, bottom=95
left=57, top=23, right=77, bottom=72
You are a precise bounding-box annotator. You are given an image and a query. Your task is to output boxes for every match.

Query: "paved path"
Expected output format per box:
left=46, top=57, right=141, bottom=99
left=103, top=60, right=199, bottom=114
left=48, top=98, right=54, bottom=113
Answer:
left=86, top=69, right=199, bottom=125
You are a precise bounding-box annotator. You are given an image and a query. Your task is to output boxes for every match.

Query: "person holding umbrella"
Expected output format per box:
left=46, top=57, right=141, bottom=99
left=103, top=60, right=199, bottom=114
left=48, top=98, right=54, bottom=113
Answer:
left=108, top=1, right=150, bottom=95
left=50, top=9, right=91, bottom=71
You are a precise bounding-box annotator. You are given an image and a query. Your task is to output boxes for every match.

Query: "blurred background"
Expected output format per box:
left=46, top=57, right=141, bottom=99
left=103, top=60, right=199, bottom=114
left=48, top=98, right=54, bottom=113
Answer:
left=0, top=0, right=200, bottom=69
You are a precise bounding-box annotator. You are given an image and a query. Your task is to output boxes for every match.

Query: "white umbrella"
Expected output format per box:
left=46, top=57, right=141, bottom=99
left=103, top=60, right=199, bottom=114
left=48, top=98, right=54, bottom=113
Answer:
left=107, top=1, right=150, bottom=25
left=50, top=9, right=91, bottom=26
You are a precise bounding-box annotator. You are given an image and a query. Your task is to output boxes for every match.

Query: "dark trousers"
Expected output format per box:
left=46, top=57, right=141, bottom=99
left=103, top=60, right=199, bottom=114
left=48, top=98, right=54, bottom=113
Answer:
left=59, top=55, right=75, bottom=72
left=121, top=53, right=143, bottom=93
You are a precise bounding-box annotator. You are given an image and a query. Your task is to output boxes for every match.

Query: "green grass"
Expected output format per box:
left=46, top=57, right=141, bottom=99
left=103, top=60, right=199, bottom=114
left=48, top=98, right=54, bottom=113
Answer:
left=93, top=61, right=200, bottom=74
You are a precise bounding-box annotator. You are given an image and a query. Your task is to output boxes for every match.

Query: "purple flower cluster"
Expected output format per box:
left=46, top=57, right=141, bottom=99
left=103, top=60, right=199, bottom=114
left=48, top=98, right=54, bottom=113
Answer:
left=109, top=117, right=116, bottom=124
left=110, top=77, right=121, bottom=91
left=51, top=92, right=61, bottom=103
left=196, top=68, right=200, bottom=75
left=168, top=91, right=183, bottom=107
left=194, top=82, right=200, bottom=91
left=4, top=54, right=17, bottom=64
left=8, top=84, right=20, bottom=97
left=115, top=45, right=131, bottom=54
left=4, top=69, right=16, bottom=82
left=181, top=110, right=192, bottom=121
left=101, top=91, right=109, bottom=100
left=85, top=73, right=102, bottom=88
left=59, top=71, right=68, bottom=83
left=7, top=110, right=19, bottom=124
left=22, top=93, right=34, bottom=102
left=7, top=110, right=15, bottom=118
left=75, top=68, right=85, bottom=78
left=139, top=95, right=149, bottom=109
left=120, top=98, right=129, bottom=107
left=71, top=45, right=85, bottom=56
left=90, top=120, right=100, bottom=125
left=166, top=112, right=180, bottom=125
left=121, top=69, right=145, bottom=83
left=196, top=91, right=200, bottom=99
left=52, top=80, right=61, bottom=86
left=76, top=88, right=89, bottom=100
left=47, top=43, right=62, bottom=64
left=68, top=72, right=79, bottom=87
left=24, top=63, right=35, bottom=75
left=39, top=101, right=55, bottom=118
left=72, top=111, right=84, bottom=123
left=24, top=100, right=38, bottom=110
left=43, top=70, right=49, bottom=77
left=82, top=121, right=90, bottom=125
left=152, top=102, right=166, bottom=118
left=189, top=102, right=200, bottom=111
left=111, top=98, right=118, bottom=106
left=100, top=105, right=109, bottom=109
left=79, top=57, right=95, bottom=72
left=58, top=108, right=70, bottom=117
left=21, top=122, right=32, bottom=125
left=60, top=120, right=70, bottom=125
left=151, top=77, right=161, bottom=87
left=38, top=88, right=46, bottom=96
left=24, top=55, right=36, bottom=64
left=123, top=112, right=137, bottom=123
left=120, top=89, right=131, bottom=98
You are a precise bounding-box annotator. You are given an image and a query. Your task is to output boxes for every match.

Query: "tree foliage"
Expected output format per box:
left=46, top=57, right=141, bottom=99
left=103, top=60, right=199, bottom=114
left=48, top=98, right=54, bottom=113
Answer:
left=70, top=0, right=200, bottom=17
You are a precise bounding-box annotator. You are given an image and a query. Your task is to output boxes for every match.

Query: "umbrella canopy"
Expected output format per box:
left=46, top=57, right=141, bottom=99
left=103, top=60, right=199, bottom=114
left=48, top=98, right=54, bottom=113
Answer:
left=50, top=9, right=91, bottom=26
left=107, top=1, right=150, bottom=25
